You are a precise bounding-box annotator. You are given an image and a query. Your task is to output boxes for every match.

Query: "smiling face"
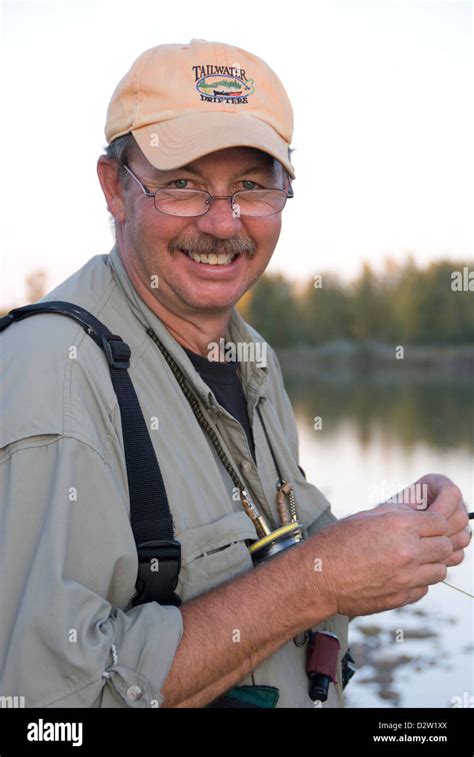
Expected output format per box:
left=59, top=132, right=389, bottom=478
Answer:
left=98, top=141, right=289, bottom=321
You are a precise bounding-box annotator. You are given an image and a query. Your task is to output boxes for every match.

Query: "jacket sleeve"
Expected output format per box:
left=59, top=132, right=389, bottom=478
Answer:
left=0, top=434, right=183, bottom=708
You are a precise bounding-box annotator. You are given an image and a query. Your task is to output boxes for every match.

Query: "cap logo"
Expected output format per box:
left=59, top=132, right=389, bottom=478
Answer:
left=192, top=65, right=255, bottom=104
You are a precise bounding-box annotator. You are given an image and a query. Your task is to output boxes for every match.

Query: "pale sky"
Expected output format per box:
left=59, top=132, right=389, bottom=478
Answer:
left=0, top=0, right=472, bottom=306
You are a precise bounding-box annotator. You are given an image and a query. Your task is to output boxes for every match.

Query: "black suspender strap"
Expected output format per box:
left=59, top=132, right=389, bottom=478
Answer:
left=0, top=301, right=181, bottom=607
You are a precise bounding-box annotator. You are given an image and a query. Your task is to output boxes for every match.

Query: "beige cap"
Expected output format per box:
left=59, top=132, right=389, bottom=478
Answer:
left=105, top=39, right=295, bottom=179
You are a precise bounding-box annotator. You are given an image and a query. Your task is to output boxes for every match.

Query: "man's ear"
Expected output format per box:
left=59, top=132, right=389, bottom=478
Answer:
left=97, top=157, right=126, bottom=222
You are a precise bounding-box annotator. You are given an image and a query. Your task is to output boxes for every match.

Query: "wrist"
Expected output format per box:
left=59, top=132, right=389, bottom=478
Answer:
left=286, top=529, right=338, bottom=625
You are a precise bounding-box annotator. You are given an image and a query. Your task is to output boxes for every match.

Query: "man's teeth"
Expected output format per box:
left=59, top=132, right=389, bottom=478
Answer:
left=185, top=250, right=237, bottom=265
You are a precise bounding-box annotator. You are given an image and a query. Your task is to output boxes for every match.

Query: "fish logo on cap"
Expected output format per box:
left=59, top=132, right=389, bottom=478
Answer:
left=192, top=64, right=255, bottom=104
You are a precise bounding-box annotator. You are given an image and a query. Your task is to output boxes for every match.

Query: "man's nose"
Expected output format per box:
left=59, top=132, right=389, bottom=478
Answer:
left=193, top=195, right=243, bottom=238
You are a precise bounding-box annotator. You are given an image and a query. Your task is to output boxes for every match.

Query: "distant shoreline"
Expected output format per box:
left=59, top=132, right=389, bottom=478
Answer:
left=276, top=341, right=474, bottom=381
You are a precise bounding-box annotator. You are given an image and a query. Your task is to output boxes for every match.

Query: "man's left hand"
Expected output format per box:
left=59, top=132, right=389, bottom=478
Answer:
left=387, top=473, right=470, bottom=567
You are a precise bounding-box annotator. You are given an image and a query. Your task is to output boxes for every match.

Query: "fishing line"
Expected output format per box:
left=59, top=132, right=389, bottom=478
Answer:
left=440, top=513, right=474, bottom=598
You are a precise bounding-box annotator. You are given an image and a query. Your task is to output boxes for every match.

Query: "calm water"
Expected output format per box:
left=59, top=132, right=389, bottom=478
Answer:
left=283, top=374, right=473, bottom=708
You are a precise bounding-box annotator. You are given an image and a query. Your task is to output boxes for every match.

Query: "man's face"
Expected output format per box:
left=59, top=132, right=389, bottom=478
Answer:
left=115, top=144, right=288, bottom=316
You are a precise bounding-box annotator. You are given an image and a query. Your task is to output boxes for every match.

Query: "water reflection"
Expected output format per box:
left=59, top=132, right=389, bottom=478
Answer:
left=284, top=376, right=474, bottom=453
left=281, top=371, right=473, bottom=708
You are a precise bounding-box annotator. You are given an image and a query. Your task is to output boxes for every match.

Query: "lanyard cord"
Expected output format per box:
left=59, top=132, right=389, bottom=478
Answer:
left=145, top=326, right=270, bottom=689
left=145, top=326, right=246, bottom=492
left=145, top=325, right=302, bottom=532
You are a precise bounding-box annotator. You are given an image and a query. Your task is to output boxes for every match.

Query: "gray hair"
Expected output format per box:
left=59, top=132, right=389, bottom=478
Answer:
left=104, top=133, right=295, bottom=188
left=104, top=133, right=136, bottom=188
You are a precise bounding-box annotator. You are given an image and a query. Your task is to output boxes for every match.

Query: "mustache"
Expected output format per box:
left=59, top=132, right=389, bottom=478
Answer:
left=169, top=235, right=257, bottom=257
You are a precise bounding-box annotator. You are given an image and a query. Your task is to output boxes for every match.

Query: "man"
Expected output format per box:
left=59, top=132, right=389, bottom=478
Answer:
left=0, top=39, right=470, bottom=709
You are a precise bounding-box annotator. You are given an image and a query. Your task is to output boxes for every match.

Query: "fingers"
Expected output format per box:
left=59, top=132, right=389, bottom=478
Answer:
left=445, top=506, right=469, bottom=537
left=389, top=586, right=430, bottom=610
left=443, top=549, right=465, bottom=568
left=405, top=586, right=430, bottom=606
left=395, top=473, right=456, bottom=510
left=384, top=571, right=451, bottom=612
left=414, top=510, right=448, bottom=537
left=440, top=524, right=471, bottom=565
left=428, top=481, right=463, bottom=520
left=418, top=535, right=453, bottom=563
left=417, top=519, right=469, bottom=568
left=449, top=526, right=472, bottom=552
left=410, top=562, right=448, bottom=588
left=417, top=473, right=456, bottom=504
left=388, top=562, right=447, bottom=598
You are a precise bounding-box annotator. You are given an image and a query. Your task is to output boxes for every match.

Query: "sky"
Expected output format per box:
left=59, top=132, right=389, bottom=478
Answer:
left=0, top=0, right=472, bottom=306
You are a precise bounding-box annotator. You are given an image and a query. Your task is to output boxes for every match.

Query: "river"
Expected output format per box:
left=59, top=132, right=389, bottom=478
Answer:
left=282, top=373, right=473, bottom=708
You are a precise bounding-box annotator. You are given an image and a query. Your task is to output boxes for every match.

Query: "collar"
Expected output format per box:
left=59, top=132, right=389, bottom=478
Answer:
left=107, top=244, right=268, bottom=408
left=183, top=346, right=240, bottom=382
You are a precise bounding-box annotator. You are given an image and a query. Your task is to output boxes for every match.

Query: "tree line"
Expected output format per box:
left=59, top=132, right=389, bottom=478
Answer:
left=237, top=257, right=474, bottom=347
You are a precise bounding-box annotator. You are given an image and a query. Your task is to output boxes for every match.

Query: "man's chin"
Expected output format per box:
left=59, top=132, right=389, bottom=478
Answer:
left=182, top=291, right=242, bottom=314
left=173, top=273, right=248, bottom=311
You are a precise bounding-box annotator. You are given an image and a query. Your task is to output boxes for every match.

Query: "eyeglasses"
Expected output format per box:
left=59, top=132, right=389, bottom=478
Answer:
left=120, top=161, right=294, bottom=218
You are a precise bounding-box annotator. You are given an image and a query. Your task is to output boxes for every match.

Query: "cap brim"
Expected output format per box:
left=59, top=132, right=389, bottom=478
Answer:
left=132, top=111, right=295, bottom=180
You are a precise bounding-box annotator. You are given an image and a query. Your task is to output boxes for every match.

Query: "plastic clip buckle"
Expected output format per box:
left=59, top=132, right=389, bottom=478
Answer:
left=101, top=334, right=131, bottom=370
left=134, top=539, right=182, bottom=607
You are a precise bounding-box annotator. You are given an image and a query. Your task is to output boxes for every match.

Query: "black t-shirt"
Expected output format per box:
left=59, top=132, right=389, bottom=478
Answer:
left=183, top=346, right=256, bottom=463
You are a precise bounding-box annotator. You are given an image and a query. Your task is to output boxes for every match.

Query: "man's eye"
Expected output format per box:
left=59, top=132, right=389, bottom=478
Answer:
left=169, top=179, right=190, bottom=189
left=165, top=179, right=261, bottom=190
left=242, top=180, right=259, bottom=190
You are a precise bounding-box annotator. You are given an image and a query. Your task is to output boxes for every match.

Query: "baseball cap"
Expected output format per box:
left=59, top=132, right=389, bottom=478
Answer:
left=105, top=39, right=295, bottom=180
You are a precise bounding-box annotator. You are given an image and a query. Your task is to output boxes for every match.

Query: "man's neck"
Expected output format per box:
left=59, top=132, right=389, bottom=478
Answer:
left=161, top=313, right=229, bottom=359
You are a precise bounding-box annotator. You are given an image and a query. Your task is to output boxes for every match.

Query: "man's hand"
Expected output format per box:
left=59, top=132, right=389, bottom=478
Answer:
left=308, top=507, right=453, bottom=618
left=381, top=474, right=470, bottom=567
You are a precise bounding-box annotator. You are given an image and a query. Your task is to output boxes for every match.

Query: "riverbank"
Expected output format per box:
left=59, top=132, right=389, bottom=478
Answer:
left=276, top=341, right=474, bottom=381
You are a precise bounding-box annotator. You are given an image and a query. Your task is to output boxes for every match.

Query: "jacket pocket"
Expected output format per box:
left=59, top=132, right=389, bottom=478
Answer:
left=176, top=511, right=256, bottom=602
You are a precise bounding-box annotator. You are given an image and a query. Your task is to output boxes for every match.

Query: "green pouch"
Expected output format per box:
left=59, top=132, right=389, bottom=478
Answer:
left=206, top=685, right=279, bottom=708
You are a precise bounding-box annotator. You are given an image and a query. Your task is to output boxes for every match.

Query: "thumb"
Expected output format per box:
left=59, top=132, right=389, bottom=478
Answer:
left=428, top=482, right=462, bottom=520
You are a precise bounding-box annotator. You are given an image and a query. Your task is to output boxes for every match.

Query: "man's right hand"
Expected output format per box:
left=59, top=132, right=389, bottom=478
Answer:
left=303, top=505, right=452, bottom=619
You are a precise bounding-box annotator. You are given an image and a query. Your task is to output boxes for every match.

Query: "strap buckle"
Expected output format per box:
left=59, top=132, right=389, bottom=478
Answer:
left=133, top=539, right=182, bottom=607
left=101, top=333, right=131, bottom=369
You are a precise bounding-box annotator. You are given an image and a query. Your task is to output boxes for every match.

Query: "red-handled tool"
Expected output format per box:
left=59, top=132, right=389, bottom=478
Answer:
left=306, top=630, right=341, bottom=702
